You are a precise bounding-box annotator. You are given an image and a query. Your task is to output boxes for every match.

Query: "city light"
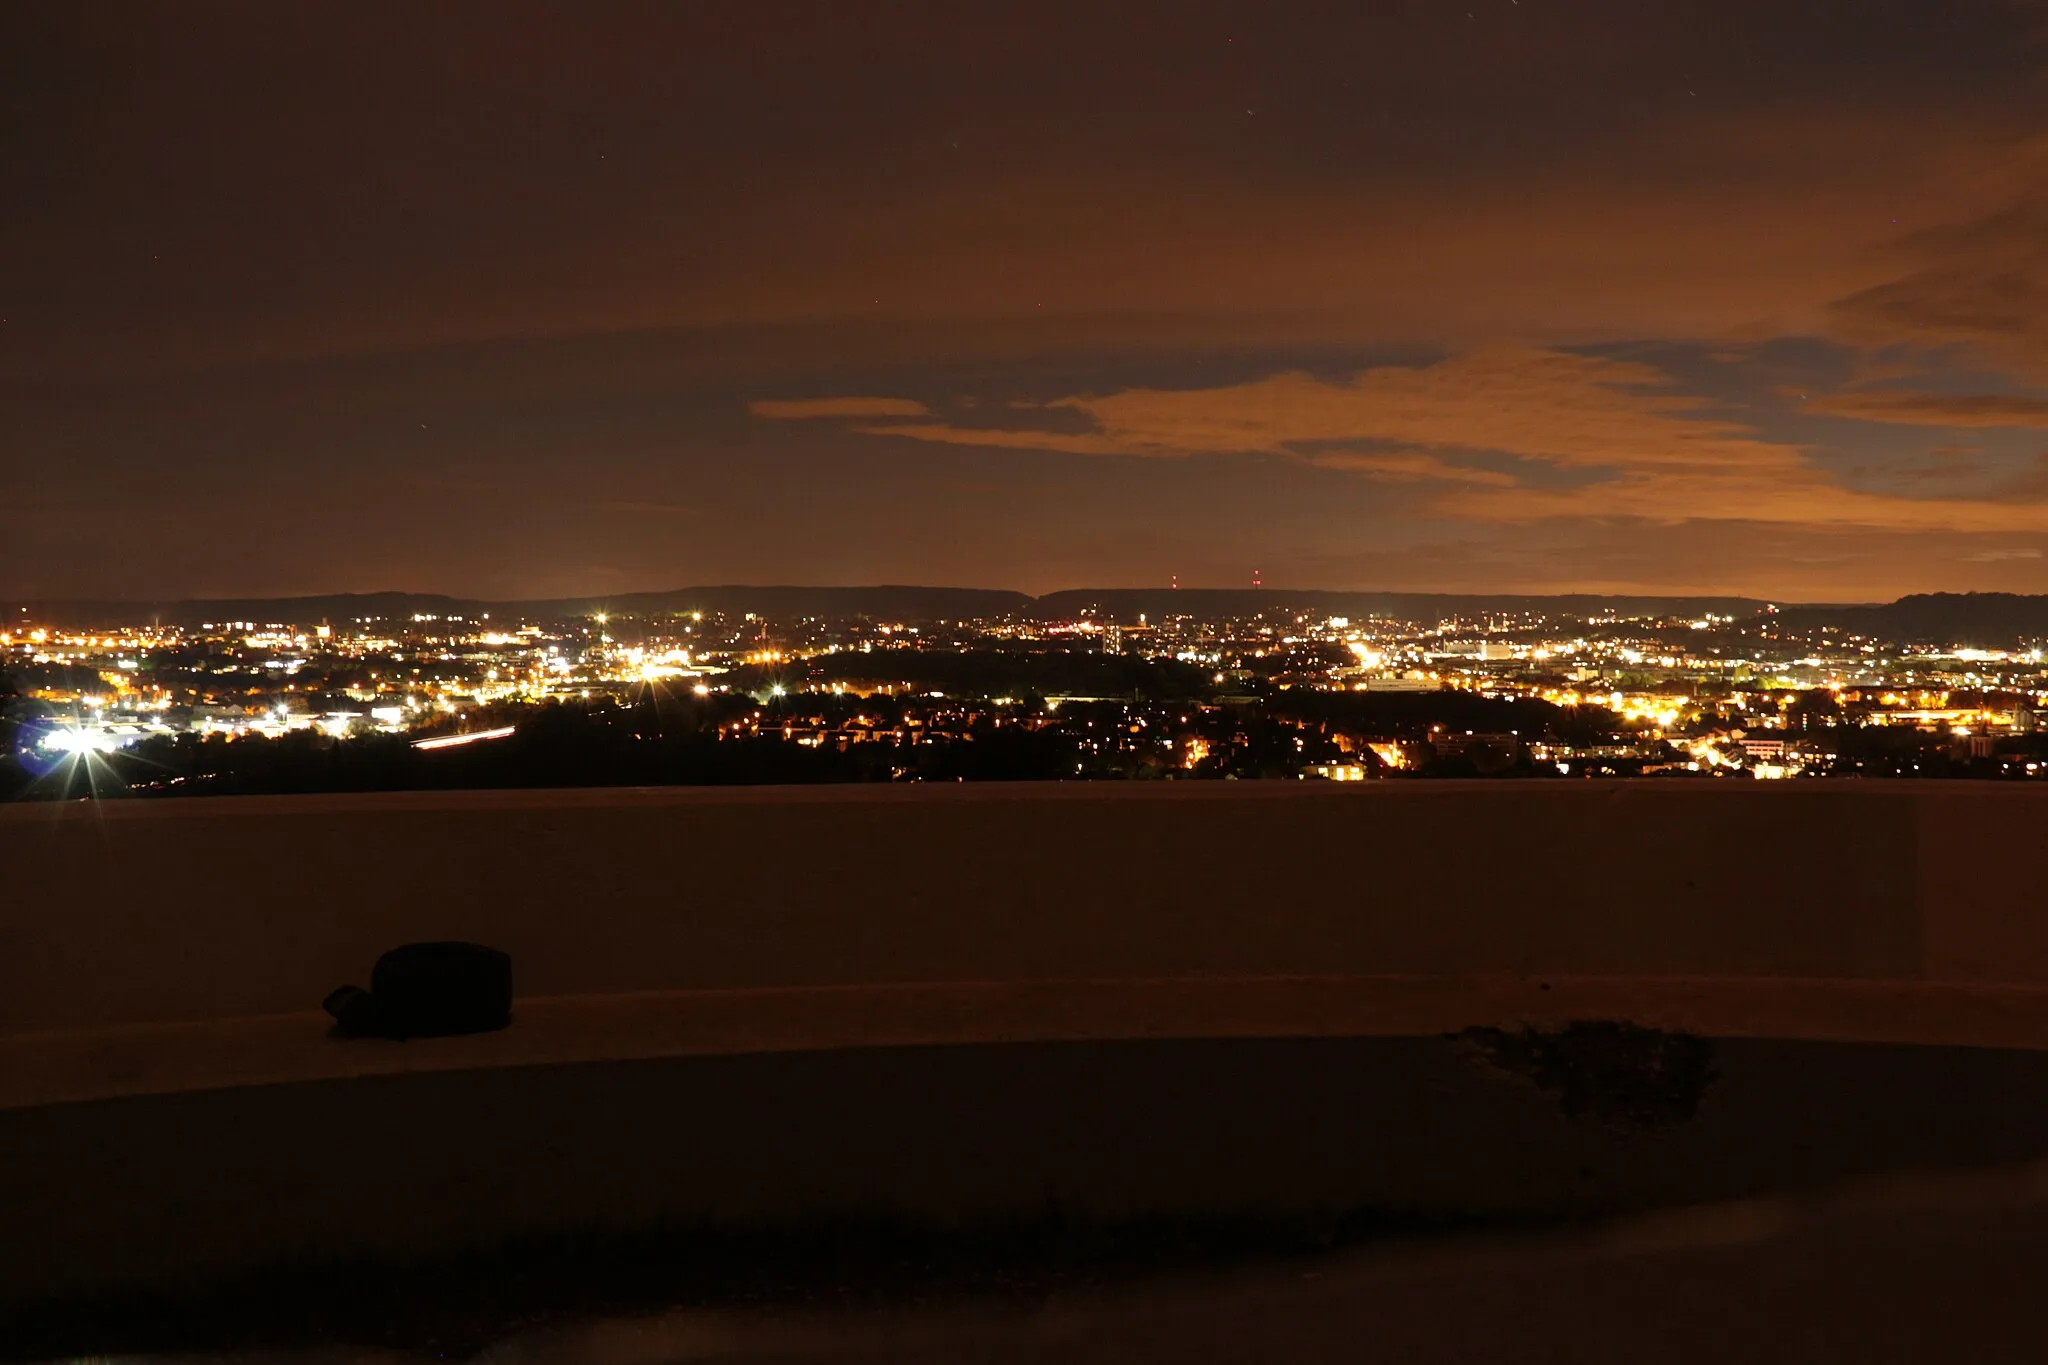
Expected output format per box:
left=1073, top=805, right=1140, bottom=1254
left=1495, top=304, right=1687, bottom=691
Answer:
left=412, top=726, right=518, bottom=751
left=8, top=596, right=2047, bottom=793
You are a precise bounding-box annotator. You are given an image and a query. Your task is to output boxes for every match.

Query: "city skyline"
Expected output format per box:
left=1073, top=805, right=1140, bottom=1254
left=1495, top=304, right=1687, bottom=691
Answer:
left=13, top=2, right=2048, bottom=601
left=12, top=580, right=2048, bottom=631
left=14, top=586, right=2048, bottom=799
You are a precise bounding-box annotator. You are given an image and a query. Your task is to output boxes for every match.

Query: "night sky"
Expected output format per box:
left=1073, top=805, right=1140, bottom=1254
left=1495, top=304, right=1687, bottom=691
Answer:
left=11, top=1, right=2048, bottom=602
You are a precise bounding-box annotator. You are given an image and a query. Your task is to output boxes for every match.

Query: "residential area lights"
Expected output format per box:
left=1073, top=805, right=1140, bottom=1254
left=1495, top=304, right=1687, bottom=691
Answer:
left=7, top=603, right=2048, bottom=783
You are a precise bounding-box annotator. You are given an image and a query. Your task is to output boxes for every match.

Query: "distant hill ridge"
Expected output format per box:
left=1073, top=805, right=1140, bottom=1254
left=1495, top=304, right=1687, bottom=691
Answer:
left=1773, top=593, right=2048, bottom=646
left=11, top=586, right=2048, bottom=643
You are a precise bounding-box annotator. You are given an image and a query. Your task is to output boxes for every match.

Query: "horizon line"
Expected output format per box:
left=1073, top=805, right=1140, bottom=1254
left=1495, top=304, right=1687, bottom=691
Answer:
left=15, top=582, right=2028, bottom=613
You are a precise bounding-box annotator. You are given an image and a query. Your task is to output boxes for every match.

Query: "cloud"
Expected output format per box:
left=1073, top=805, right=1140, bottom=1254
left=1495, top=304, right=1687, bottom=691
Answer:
left=749, top=396, right=930, bottom=420
left=1800, top=389, right=2048, bottom=427
left=766, top=346, right=2048, bottom=534
left=1061, top=349, right=1796, bottom=469
left=590, top=499, right=699, bottom=516
left=1828, top=173, right=2048, bottom=378
left=850, top=348, right=1799, bottom=470
left=1300, top=451, right=1519, bottom=487
left=854, top=423, right=1134, bottom=457
left=1897, top=444, right=1987, bottom=482
left=1436, top=472, right=2048, bottom=533
left=1963, top=547, right=2044, bottom=561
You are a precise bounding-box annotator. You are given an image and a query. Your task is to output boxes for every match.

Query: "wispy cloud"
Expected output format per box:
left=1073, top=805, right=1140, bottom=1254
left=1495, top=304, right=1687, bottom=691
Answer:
left=1301, top=450, right=1519, bottom=486
left=853, top=423, right=1134, bottom=456
left=749, top=396, right=931, bottom=420
left=1828, top=169, right=2048, bottom=380
left=858, top=348, right=1794, bottom=470
left=1801, top=389, right=2048, bottom=427
left=591, top=500, right=699, bottom=516
left=1895, top=444, right=1987, bottom=482
left=1437, top=472, right=2048, bottom=533
left=756, top=346, right=2048, bottom=533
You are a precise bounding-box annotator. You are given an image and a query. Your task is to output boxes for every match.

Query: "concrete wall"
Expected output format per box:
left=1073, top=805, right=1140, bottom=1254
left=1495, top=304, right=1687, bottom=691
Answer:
left=10, top=782, right=2048, bottom=1314
left=6, top=781, right=2048, bottom=1039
